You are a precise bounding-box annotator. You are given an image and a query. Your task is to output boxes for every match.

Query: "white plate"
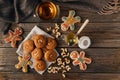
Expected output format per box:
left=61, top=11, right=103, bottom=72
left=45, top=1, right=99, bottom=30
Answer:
left=16, top=25, right=59, bottom=75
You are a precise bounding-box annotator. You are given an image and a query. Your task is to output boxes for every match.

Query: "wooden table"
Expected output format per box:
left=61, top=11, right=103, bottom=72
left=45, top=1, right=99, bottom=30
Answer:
left=0, top=3, right=120, bottom=80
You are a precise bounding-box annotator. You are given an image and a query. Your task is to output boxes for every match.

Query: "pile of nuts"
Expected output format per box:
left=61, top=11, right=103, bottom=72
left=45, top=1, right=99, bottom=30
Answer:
left=47, top=23, right=61, bottom=38
left=47, top=48, right=71, bottom=78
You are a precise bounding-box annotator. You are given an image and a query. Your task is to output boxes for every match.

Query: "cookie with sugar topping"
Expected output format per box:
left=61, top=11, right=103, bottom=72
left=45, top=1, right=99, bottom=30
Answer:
left=34, top=60, right=46, bottom=71
left=31, top=48, right=43, bottom=60
left=44, top=49, right=57, bottom=62
left=32, top=34, right=46, bottom=48
left=23, top=39, right=34, bottom=53
left=46, top=37, right=57, bottom=49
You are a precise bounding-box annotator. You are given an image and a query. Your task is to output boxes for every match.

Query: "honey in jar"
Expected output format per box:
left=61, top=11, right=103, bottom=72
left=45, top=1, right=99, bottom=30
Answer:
left=65, top=33, right=78, bottom=46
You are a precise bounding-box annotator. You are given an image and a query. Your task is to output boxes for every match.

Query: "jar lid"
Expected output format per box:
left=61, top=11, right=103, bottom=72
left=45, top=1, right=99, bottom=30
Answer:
left=78, top=36, right=91, bottom=49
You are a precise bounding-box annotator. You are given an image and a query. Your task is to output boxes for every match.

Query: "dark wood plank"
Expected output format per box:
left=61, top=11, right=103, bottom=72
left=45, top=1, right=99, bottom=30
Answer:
left=0, top=1, right=120, bottom=80
left=0, top=73, right=120, bottom=80
left=21, top=6, right=120, bottom=23
left=1, top=23, right=120, bottom=48
left=0, top=48, right=120, bottom=73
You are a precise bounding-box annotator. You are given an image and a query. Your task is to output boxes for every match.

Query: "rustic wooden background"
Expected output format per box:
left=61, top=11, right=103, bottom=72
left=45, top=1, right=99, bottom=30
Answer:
left=0, top=2, right=120, bottom=80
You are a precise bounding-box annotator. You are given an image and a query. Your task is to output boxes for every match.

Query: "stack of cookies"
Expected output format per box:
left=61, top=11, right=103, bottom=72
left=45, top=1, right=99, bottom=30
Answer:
left=22, top=34, right=57, bottom=72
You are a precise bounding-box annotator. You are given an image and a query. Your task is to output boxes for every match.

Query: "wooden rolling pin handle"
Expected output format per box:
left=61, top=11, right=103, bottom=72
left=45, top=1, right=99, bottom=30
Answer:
left=76, top=19, right=89, bottom=35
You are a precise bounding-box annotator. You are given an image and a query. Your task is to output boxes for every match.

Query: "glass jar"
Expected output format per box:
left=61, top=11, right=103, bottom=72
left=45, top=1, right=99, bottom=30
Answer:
left=35, top=2, right=60, bottom=20
left=61, top=33, right=78, bottom=46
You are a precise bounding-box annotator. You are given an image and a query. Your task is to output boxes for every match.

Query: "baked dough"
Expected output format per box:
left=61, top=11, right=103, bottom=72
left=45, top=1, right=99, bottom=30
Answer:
left=44, top=50, right=57, bottom=62
left=34, top=60, right=46, bottom=71
left=32, top=34, right=46, bottom=48
left=46, top=38, right=57, bottom=49
left=23, top=39, right=34, bottom=53
left=31, top=48, right=43, bottom=60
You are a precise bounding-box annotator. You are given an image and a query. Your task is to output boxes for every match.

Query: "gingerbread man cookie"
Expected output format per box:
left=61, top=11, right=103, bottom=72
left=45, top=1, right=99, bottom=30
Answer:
left=15, top=53, right=32, bottom=73
left=4, top=27, right=23, bottom=48
left=61, top=10, right=81, bottom=31
left=70, top=51, right=91, bottom=70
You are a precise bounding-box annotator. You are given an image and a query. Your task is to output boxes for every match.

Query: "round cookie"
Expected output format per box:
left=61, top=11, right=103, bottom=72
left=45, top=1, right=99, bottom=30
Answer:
left=44, top=50, right=57, bottom=62
left=23, top=39, right=34, bottom=53
left=31, top=48, right=43, bottom=60
left=34, top=60, right=46, bottom=71
left=32, top=34, right=46, bottom=48
left=46, top=38, right=57, bottom=49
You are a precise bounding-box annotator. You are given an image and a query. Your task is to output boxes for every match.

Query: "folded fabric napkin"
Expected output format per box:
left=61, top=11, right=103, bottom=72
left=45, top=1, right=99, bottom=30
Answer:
left=0, top=0, right=39, bottom=34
